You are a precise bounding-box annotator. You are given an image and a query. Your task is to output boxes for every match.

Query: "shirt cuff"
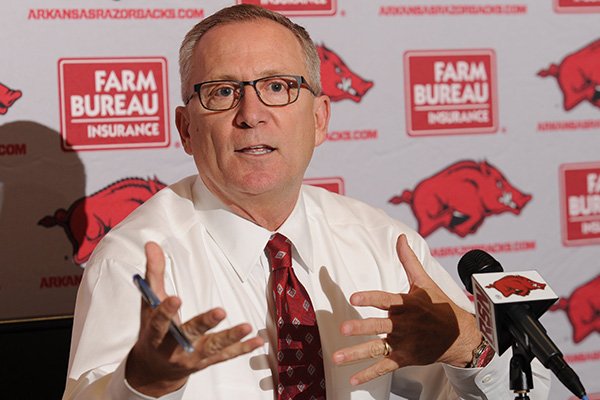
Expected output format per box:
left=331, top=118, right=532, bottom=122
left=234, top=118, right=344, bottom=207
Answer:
left=442, top=351, right=511, bottom=400
left=107, top=358, right=187, bottom=400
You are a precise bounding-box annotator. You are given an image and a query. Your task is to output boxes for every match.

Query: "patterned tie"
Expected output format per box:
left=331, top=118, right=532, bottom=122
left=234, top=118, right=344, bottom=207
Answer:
left=265, top=233, right=326, bottom=400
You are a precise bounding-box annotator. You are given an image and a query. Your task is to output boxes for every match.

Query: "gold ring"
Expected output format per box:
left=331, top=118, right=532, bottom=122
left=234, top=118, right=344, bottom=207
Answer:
left=382, top=339, right=392, bottom=357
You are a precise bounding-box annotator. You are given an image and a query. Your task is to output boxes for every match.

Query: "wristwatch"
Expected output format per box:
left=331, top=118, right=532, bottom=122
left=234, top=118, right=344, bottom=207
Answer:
left=467, top=337, right=495, bottom=368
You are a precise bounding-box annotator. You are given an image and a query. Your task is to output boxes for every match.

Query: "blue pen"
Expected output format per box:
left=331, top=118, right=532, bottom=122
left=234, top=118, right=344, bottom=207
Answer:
left=133, top=274, right=194, bottom=353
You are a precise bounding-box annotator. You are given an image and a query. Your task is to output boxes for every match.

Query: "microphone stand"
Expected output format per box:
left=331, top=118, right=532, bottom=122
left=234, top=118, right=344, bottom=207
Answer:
left=509, top=339, right=534, bottom=400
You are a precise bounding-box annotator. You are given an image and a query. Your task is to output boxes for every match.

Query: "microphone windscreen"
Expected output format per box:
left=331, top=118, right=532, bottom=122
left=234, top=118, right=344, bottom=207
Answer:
left=458, top=249, right=503, bottom=293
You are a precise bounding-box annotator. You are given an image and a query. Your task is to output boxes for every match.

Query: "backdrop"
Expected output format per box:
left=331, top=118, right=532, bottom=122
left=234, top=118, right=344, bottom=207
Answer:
left=1, top=1, right=598, bottom=398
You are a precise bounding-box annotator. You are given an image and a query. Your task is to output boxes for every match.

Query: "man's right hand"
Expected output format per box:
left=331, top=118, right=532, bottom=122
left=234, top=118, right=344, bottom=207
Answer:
left=125, top=242, right=265, bottom=397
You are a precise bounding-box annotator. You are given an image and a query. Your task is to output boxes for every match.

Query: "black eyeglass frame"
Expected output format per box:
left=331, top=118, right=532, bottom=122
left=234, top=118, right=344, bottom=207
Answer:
left=185, top=75, right=317, bottom=111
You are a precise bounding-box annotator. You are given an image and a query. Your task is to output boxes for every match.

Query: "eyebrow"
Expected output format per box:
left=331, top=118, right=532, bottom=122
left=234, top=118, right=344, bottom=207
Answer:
left=207, top=70, right=296, bottom=81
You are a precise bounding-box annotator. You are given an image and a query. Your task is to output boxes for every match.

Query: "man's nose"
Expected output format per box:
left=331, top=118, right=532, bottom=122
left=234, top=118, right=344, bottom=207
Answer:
left=234, top=85, right=268, bottom=128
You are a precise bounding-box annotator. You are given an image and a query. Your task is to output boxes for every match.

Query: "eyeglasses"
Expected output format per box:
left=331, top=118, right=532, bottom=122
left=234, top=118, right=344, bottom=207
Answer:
left=185, top=75, right=316, bottom=111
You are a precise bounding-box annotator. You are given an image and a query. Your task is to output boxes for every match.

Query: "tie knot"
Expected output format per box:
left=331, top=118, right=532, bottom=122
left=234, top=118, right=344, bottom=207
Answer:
left=266, top=233, right=292, bottom=270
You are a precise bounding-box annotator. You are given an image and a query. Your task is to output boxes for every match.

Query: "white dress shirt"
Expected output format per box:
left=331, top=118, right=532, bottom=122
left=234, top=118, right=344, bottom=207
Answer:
left=63, top=175, right=550, bottom=400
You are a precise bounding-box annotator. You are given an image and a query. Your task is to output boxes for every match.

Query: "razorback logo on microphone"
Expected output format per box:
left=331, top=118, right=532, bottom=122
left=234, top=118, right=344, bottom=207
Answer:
left=58, top=57, right=170, bottom=151
left=486, top=275, right=546, bottom=298
left=550, top=275, right=600, bottom=343
left=318, top=45, right=374, bottom=103
left=0, top=82, right=22, bottom=115
left=554, top=0, right=600, bottom=13
left=404, top=49, right=498, bottom=136
left=560, top=162, right=600, bottom=246
left=538, top=39, right=600, bottom=111
left=388, top=160, right=531, bottom=238
left=236, top=0, right=336, bottom=16
left=38, top=177, right=166, bottom=265
left=472, top=270, right=557, bottom=353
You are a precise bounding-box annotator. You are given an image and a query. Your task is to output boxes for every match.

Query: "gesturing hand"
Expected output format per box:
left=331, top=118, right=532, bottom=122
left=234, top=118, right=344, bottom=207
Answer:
left=332, top=234, right=481, bottom=386
left=125, top=242, right=264, bottom=397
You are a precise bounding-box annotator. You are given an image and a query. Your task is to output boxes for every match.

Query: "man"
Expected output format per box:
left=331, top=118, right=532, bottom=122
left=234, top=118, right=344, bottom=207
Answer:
left=63, top=5, right=550, bottom=399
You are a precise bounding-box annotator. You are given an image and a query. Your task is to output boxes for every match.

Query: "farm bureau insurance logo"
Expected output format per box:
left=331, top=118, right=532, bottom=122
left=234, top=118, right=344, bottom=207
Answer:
left=58, top=57, right=170, bottom=151
left=555, top=0, right=600, bottom=13
left=237, top=0, right=336, bottom=16
left=404, top=49, right=498, bottom=136
left=560, top=162, right=600, bottom=246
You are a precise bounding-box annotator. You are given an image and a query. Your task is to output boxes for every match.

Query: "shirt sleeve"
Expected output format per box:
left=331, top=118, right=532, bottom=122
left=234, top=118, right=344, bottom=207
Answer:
left=63, top=358, right=187, bottom=400
left=111, top=360, right=187, bottom=400
left=62, top=255, right=136, bottom=399
left=442, top=349, right=551, bottom=399
left=63, top=255, right=189, bottom=400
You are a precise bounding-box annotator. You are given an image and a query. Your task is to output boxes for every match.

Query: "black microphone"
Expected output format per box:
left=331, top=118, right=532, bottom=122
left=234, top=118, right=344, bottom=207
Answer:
left=458, top=249, right=587, bottom=399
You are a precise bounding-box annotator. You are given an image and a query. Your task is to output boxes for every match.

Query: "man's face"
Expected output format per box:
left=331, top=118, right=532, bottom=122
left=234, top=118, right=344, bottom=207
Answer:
left=176, top=20, right=330, bottom=205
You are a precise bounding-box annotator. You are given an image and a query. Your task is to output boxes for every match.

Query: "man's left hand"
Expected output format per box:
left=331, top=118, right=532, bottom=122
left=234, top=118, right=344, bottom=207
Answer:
left=332, top=234, right=482, bottom=385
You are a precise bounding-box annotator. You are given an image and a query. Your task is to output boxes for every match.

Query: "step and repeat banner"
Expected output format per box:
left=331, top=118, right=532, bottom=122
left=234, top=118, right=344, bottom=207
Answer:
left=1, top=1, right=598, bottom=398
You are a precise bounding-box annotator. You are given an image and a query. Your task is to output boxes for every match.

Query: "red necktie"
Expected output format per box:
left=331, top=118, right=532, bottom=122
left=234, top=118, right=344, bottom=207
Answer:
left=265, top=233, right=326, bottom=400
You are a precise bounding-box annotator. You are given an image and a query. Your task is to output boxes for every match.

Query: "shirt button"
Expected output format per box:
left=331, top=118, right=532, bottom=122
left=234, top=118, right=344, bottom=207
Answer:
left=481, top=374, right=493, bottom=384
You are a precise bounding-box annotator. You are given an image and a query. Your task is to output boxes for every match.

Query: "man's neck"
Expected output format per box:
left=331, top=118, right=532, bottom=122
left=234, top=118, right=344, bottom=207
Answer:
left=201, top=176, right=300, bottom=231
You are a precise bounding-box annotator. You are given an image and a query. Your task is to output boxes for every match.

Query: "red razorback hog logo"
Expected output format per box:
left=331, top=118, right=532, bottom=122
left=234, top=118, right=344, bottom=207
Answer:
left=537, top=39, right=600, bottom=111
left=550, top=275, right=600, bottom=343
left=389, top=160, right=532, bottom=238
left=486, top=275, right=546, bottom=298
left=38, top=177, right=166, bottom=265
left=317, top=45, right=374, bottom=102
left=0, top=82, right=22, bottom=115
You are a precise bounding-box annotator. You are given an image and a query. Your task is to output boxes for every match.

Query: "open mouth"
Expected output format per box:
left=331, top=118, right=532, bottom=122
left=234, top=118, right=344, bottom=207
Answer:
left=236, top=145, right=275, bottom=155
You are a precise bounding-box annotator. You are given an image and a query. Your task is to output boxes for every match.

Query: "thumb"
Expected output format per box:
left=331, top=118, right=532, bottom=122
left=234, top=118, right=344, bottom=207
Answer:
left=144, top=241, right=168, bottom=301
left=396, top=234, right=432, bottom=287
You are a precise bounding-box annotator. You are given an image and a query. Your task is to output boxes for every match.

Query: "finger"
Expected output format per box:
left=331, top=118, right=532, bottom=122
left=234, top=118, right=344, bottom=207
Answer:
left=350, top=357, right=399, bottom=386
left=340, top=317, right=393, bottom=337
left=145, top=241, right=168, bottom=300
left=145, top=296, right=182, bottom=348
left=333, top=338, right=390, bottom=365
left=183, top=307, right=227, bottom=337
left=350, top=290, right=403, bottom=310
left=197, top=335, right=265, bottom=370
left=197, top=323, right=256, bottom=358
left=396, top=234, right=431, bottom=287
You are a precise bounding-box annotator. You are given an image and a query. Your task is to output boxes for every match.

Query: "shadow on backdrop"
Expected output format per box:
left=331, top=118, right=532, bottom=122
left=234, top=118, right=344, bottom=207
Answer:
left=0, top=120, right=85, bottom=399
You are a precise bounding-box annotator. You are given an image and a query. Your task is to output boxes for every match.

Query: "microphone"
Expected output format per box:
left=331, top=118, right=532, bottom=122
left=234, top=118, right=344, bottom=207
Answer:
left=458, top=249, right=587, bottom=399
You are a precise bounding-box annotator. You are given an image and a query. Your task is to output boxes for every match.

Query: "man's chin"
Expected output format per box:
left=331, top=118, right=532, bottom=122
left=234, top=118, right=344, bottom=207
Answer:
left=236, top=179, right=287, bottom=197
left=200, top=169, right=303, bottom=200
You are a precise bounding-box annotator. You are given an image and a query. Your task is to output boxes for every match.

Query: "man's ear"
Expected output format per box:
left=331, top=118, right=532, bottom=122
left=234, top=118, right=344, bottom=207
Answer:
left=175, top=106, right=193, bottom=155
left=313, top=95, right=331, bottom=147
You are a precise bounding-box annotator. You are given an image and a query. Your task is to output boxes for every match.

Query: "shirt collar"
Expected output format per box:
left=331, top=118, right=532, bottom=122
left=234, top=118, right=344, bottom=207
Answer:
left=191, top=177, right=315, bottom=281
left=277, top=190, right=315, bottom=272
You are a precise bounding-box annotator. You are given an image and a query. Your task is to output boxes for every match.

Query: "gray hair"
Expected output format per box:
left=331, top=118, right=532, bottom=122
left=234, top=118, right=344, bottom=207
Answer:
left=178, top=4, right=321, bottom=103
